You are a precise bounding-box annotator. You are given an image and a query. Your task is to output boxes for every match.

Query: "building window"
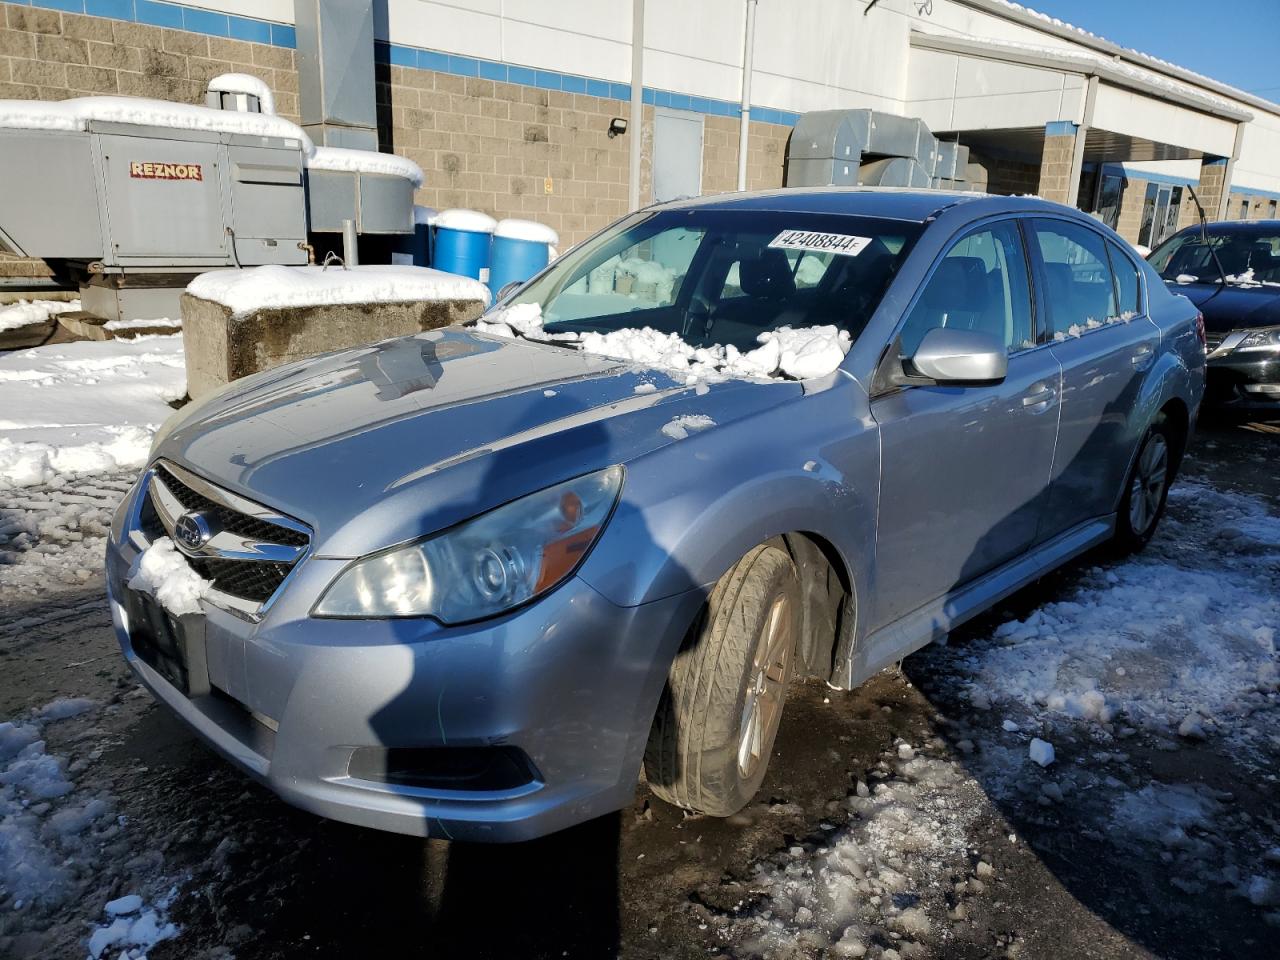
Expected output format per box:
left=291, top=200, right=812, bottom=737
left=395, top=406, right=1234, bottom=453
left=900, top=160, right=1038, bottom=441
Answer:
left=1095, top=173, right=1125, bottom=230
left=1270, top=200, right=1278, bottom=220
left=1240, top=198, right=1250, bottom=220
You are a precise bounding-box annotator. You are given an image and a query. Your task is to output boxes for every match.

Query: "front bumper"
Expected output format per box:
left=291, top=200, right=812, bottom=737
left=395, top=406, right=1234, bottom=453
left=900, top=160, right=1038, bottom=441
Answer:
left=1206, top=352, right=1280, bottom=409
left=106, top=478, right=703, bottom=842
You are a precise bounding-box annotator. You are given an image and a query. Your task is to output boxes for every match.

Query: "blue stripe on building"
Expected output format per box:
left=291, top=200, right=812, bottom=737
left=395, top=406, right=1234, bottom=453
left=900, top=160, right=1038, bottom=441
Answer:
left=16, top=0, right=801, bottom=128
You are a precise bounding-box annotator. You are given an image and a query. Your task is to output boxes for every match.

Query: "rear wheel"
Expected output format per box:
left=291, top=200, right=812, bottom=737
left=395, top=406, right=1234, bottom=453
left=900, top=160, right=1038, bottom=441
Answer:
left=1112, top=421, right=1174, bottom=554
left=644, top=543, right=800, bottom=816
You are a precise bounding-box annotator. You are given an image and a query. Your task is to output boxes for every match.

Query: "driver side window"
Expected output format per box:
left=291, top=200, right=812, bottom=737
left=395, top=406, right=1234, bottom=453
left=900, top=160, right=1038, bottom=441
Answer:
left=898, top=221, right=1035, bottom=356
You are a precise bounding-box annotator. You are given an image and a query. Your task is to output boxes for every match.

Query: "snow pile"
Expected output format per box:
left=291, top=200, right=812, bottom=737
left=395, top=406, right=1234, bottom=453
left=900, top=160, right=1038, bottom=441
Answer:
left=494, top=218, right=558, bottom=245
left=187, top=264, right=490, bottom=317
left=0, top=96, right=310, bottom=148
left=0, top=702, right=106, bottom=911
left=947, top=481, right=1279, bottom=755
left=0, top=333, right=186, bottom=487
left=474, top=303, right=852, bottom=382
left=205, top=72, right=275, bottom=114
left=0, top=698, right=183, bottom=957
left=128, top=538, right=211, bottom=616
left=0, top=298, right=80, bottom=333
left=727, top=745, right=984, bottom=957
left=661, top=414, right=715, bottom=440
left=87, top=888, right=179, bottom=960
left=306, top=145, right=424, bottom=186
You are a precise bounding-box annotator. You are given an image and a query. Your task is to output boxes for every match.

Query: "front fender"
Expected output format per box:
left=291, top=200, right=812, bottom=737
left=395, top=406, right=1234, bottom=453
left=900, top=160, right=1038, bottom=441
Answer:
left=576, top=384, right=878, bottom=612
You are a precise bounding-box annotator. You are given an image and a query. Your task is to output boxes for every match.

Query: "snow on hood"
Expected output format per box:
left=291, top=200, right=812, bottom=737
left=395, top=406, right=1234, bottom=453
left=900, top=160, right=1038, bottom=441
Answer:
left=186, top=264, right=490, bottom=317
left=474, top=303, right=852, bottom=382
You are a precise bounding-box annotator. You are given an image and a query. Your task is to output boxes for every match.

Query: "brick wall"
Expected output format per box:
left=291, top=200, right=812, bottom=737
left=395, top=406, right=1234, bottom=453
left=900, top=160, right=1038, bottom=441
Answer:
left=967, top=151, right=1040, bottom=197
left=1116, top=177, right=1148, bottom=243
left=1036, top=133, right=1076, bottom=205
left=382, top=68, right=792, bottom=248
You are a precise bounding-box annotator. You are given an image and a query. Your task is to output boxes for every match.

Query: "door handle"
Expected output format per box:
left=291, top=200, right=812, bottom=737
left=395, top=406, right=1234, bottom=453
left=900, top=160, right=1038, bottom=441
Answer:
left=1021, top=386, right=1055, bottom=407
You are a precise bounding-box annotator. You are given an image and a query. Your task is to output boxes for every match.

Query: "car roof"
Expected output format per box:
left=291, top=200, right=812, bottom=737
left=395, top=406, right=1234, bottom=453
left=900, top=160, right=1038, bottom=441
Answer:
left=1184, top=219, right=1280, bottom=235
left=651, top=187, right=1080, bottom=224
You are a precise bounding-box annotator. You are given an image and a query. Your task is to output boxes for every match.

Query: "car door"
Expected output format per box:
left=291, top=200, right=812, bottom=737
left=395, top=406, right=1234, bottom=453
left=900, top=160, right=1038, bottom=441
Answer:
left=1030, top=218, right=1160, bottom=537
left=869, top=218, right=1062, bottom=630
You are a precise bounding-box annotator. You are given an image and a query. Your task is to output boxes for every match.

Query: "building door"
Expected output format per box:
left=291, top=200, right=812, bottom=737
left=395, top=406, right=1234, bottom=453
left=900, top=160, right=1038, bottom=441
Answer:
left=652, top=108, right=703, bottom=203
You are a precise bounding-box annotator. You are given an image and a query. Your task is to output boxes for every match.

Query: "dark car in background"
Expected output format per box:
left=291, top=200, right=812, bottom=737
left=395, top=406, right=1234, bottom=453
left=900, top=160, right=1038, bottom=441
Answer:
left=1149, top=221, right=1280, bottom=410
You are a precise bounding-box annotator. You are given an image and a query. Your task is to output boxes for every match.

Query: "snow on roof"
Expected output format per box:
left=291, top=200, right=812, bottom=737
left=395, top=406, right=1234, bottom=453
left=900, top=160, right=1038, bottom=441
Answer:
left=0, top=96, right=312, bottom=149
left=187, top=264, right=491, bottom=317
left=206, top=73, right=276, bottom=115
left=494, top=218, right=559, bottom=245
left=306, top=145, right=424, bottom=187
left=430, top=209, right=498, bottom=233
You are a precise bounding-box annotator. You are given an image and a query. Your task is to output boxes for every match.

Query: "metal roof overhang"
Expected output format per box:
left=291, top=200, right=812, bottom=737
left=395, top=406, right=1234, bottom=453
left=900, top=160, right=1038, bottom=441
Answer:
left=909, top=31, right=1253, bottom=125
left=951, top=0, right=1279, bottom=120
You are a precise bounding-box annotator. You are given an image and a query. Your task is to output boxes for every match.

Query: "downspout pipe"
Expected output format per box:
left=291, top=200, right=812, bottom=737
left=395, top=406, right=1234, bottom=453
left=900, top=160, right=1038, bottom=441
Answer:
left=628, top=0, right=645, bottom=211
left=736, top=0, right=758, bottom=191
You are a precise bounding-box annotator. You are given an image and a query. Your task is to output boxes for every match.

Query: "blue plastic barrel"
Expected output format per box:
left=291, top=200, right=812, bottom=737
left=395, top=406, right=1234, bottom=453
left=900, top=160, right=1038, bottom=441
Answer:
left=430, top=209, right=496, bottom=280
left=488, top=219, right=560, bottom=294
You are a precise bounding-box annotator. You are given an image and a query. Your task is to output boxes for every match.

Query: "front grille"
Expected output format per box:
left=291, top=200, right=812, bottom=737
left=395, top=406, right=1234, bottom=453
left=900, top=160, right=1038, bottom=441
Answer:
left=188, top=557, right=295, bottom=603
left=144, top=463, right=310, bottom=609
left=1205, top=331, right=1226, bottom=351
left=156, top=464, right=308, bottom=548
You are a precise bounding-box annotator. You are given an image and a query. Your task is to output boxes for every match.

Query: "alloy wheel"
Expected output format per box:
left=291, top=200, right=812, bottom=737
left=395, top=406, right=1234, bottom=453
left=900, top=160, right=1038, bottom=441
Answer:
left=737, top=594, right=795, bottom=779
left=1128, top=433, right=1169, bottom=536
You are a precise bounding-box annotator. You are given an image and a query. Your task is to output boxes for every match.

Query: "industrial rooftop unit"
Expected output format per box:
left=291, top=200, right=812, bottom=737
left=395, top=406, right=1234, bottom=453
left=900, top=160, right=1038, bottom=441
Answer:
left=0, top=72, right=421, bottom=322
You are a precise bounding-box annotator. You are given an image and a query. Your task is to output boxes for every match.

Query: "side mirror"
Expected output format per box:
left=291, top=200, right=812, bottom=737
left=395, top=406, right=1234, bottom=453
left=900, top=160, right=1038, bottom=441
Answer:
left=496, top=280, right=523, bottom=302
left=907, top=327, right=1008, bottom=383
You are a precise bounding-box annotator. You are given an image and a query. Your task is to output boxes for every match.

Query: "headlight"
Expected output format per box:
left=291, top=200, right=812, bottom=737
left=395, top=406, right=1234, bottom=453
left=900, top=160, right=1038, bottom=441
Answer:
left=1234, top=326, right=1280, bottom=353
left=314, top=466, right=623, bottom=621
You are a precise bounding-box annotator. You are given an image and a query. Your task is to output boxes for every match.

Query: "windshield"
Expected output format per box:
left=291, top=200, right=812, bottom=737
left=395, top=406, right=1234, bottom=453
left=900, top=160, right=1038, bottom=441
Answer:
left=1149, top=227, right=1280, bottom=285
left=502, top=209, right=921, bottom=354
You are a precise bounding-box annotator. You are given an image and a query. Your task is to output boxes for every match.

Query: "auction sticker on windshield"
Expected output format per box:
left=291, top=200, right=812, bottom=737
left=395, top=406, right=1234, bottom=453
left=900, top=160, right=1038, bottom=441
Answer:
left=768, top=230, right=871, bottom=257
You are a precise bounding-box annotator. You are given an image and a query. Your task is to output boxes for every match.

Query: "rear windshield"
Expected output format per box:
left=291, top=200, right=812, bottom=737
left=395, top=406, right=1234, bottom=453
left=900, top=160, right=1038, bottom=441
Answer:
left=504, top=209, right=921, bottom=353
left=1149, top=227, right=1280, bottom=285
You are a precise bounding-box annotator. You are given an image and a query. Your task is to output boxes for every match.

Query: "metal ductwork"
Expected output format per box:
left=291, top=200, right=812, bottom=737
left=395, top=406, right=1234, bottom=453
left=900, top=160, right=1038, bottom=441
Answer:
left=785, top=108, right=972, bottom=190
left=294, top=0, right=378, bottom=150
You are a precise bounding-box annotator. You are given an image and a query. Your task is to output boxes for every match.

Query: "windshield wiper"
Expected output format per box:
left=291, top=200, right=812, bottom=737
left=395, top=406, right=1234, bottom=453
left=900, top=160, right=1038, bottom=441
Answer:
left=1186, top=186, right=1230, bottom=287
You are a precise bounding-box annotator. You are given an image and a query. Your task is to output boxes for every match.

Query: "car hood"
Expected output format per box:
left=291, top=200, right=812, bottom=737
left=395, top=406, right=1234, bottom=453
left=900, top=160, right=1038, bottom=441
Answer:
left=157, top=328, right=796, bottom=556
left=1168, top=281, right=1280, bottom=332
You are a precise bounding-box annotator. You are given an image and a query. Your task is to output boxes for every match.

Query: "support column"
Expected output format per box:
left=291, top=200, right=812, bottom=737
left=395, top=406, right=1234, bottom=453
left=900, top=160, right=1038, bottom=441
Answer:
left=1196, top=157, right=1230, bottom=222
left=1038, top=121, right=1081, bottom=206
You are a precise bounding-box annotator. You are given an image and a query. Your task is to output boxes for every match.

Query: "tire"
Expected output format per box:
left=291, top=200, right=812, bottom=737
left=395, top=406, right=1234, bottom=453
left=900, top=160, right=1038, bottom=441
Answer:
left=644, top=543, right=801, bottom=816
left=1112, top=419, right=1176, bottom=555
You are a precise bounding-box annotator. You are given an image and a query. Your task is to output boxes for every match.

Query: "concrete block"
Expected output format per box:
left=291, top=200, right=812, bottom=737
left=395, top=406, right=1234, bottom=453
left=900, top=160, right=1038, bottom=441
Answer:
left=180, top=294, right=488, bottom=399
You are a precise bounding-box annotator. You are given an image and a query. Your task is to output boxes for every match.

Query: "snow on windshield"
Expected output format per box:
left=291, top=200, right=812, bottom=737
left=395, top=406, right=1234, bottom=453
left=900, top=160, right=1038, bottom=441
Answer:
left=474, top=303, right=851, bottom=382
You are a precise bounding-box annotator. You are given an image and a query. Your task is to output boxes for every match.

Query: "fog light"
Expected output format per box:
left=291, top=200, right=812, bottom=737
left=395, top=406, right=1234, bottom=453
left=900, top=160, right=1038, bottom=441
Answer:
left=1242, top=383, right=1280, bottom=395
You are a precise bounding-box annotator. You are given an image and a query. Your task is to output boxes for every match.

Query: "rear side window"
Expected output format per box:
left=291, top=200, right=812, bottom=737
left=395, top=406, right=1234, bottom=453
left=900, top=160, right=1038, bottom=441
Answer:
left=1107, top=241, right=1142, bottom=317
left=898, top=220, right=1034, bottom=355
left=1032, top=219, right=1119, bottom=338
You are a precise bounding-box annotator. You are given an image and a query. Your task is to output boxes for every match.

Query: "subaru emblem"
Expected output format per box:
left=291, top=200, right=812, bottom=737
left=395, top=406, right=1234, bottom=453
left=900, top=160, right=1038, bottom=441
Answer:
left=173, top=511, right=212, bottom=552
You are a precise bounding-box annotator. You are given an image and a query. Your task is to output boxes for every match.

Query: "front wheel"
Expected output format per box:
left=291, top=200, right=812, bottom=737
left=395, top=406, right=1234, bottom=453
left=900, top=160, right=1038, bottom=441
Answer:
left=1112, top=421, right=1174, bottom=554
left=643, top=543, right=801, bottom=816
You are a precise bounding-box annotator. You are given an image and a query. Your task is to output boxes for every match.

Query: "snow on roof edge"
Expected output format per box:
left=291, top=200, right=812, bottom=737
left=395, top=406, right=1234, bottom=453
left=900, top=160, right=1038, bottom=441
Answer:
left=976, top=0, right=1280, bottom=117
